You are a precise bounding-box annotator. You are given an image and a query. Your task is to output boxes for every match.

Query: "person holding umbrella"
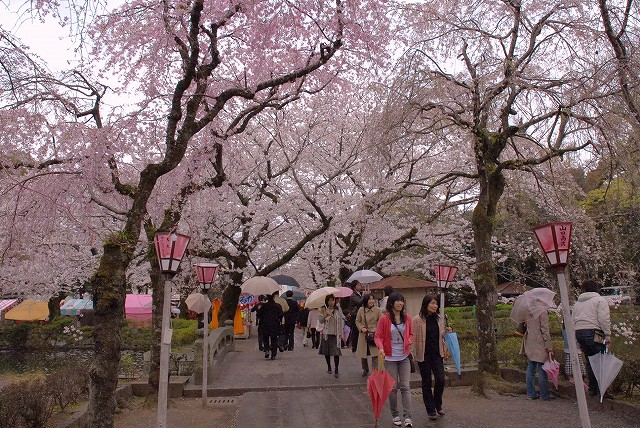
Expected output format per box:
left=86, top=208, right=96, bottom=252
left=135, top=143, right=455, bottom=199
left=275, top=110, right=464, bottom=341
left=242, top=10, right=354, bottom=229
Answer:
left=318, top=294, right=344, bottom=378
left=411, top=294, right=450, bottom=420
left=573, top=279, right=612, bottom=397
left=355, top=293, right=382, bottom=377
left=519, top=302, right=554, bottom=400
left=250, top=295, right=267, bottom=352
left=346, top=281, right=364, bottom=352
left=260, top=293, right=284, bottom=360
left=375, top=292, right=413, bottom=427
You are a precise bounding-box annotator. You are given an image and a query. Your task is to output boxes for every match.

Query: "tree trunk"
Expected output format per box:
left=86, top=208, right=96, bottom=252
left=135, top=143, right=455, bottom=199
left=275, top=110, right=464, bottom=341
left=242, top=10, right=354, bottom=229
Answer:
left=472, top=200, right=500, bottom=375
left=219, top=270, right=244, bottom=324
left=86, top=241, right=128, bottom=428
left=471, top=150, right=506, bottom=378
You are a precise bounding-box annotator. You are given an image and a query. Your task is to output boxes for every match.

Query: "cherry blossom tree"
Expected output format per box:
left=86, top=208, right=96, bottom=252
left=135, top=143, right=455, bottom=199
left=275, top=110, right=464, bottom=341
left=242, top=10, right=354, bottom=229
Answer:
left=2, top=1, right=391, bottom=425
left=391, top=0, right=616, bottom=386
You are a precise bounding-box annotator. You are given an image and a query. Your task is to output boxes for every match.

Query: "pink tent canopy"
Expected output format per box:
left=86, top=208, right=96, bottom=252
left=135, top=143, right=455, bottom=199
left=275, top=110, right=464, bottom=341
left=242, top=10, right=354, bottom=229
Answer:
left=125, top=294, right=153, bottom=326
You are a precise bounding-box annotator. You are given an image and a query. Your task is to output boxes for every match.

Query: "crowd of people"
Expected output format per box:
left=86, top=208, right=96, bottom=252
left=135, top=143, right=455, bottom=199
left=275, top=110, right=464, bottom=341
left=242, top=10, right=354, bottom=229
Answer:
left=521, top=279, right=613, bottom=401
left=250, top=283, right=451, bottom=428
left=248, top=278, right=613, bottom=427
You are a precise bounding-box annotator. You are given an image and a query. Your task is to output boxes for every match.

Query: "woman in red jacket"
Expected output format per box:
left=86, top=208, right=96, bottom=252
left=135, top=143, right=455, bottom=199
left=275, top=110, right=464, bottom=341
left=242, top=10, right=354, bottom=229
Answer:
left=375, top=292, right=413, bottom=428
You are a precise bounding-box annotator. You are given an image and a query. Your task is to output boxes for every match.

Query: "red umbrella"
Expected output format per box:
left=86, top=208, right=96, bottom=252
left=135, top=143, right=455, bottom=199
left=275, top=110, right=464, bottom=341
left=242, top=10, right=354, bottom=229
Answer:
left=367, top=366, right=395, bottom=427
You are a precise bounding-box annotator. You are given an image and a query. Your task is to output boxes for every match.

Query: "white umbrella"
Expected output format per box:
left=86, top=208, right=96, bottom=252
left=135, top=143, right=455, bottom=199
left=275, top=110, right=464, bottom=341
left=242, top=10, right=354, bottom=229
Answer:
left=240, top=276, right=281, bottom=296
left=347, top=269, right=383, bottom=284
left=305, top=287, right=340, bottom=309
left=185, top=293, right=211, bottom=314
left=509, top=288, right=556, bottom=323
left=589, top=351, right=623, bottom=402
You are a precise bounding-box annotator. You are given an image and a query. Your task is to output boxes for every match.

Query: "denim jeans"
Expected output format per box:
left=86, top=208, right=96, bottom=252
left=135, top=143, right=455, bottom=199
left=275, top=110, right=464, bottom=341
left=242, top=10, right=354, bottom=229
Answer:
left=575, top=329, right=606, bottom=394
left=385, top=357, right=412, bottom=419
left=418, top=355, right=446, bottom=415
left=526, top=360, right=550, bottom=400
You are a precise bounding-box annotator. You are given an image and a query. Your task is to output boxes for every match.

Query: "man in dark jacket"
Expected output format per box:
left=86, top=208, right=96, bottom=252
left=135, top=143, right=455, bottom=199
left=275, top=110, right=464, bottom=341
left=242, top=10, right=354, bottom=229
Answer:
left=251, top=295, right=266, bottom=351
left=283, top=290, right=300, bottom=351
left=261, top=294, right=284, bottom=360
left=347, top=281, right=364, bottom=352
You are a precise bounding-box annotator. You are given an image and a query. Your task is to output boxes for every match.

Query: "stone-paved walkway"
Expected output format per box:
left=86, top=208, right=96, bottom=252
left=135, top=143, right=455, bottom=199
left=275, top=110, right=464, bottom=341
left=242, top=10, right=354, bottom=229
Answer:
left=114, top=329, right=639, bottom=428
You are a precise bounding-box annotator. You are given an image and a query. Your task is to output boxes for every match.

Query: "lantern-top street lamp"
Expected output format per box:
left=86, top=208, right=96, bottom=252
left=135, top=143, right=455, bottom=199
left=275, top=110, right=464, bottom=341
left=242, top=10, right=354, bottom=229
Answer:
left=532, top=222, right=572, bottom=268
left=154, top=232, right=191, bottom=274
left=434, top=264, right=458, bottom=288
left=154, top=231, right=190, bottom=428
left=533, top=222, right=590, bottom=428
left=195, top=262, right=220, bottom=289
left=433, top=264, right=457, bottom=319
left=194, top=262, right=219, bottom=407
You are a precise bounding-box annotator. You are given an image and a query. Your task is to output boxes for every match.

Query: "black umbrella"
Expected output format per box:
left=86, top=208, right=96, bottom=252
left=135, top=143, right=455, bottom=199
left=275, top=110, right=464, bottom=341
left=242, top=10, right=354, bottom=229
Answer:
left=270, top=274, right=301, bottom=289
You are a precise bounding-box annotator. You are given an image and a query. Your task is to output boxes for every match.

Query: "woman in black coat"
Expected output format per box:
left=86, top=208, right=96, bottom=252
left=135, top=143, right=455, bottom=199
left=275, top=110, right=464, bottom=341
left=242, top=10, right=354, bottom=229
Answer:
left=260, top=294, right=284, bottom=360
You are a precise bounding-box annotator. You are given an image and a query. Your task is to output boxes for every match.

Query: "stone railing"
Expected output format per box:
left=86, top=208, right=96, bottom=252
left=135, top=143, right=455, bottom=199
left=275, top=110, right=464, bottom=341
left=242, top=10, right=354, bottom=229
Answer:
left=191, top=320, right=235, bottom=385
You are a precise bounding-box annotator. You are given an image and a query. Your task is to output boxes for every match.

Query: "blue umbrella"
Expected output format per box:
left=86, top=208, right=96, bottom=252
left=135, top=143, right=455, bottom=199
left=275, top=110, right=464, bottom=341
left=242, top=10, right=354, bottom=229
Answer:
left=444, top=331, right=461, bottom=377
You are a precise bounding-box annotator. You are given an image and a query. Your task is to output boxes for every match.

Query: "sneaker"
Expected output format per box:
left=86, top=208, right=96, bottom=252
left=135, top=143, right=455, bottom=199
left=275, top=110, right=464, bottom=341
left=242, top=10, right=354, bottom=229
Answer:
left=334, top=371, right=340, bottom=378
left=362, top=370, right=369, bottom=377
left=428, top=414, right=438, bottom=420
left=437, top=409, right=445, bottom=416
left=404, top=418, right=413, bottom=427
left=264, top=353, right=269, bottom=359
left=327, top=369, right=332, bottom=374
left=392, top=416, right=402, bottom=426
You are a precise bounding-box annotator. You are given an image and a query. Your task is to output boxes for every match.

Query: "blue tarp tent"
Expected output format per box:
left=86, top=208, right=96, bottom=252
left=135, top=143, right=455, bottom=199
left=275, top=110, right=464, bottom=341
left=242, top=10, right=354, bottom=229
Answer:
left=60, top=298, right=93, bottom=316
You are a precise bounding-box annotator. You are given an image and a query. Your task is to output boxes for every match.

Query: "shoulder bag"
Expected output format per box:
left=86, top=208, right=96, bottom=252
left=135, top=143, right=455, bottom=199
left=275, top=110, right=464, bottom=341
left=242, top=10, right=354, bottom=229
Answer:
left=393, top=322, right=416, bottom=373
left=365, top=311, right=376, bottom=346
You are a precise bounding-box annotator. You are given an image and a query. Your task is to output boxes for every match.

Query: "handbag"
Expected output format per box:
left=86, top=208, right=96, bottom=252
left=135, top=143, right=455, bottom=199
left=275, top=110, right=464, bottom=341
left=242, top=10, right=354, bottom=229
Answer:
left=315, top=319, right=324, bottom=333
left=366, top=332, right=376, bottom=346
left=393, top=323, right=416, bottom=373
left=364, top=312, right=376, bottom=346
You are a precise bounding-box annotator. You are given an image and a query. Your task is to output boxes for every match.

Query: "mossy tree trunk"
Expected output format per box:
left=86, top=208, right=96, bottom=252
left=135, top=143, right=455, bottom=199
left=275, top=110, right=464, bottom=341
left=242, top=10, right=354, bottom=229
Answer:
left=87, top=238, right=133, bottom=427
left=471, top=134, right=506, bottom=378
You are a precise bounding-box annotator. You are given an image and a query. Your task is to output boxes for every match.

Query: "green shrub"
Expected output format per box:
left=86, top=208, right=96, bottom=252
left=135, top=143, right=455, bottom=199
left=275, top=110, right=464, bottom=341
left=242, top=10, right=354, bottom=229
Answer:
left=5, top=324, right=31, bottom=348
left=172, top=329, right=196, bottom=347
left=459, top=339, right=478, bottom=365
left=119, top=353, right=137, bottom=379
left=17, top=376, right=55, bottom=428
left=40, top=317, right=74, bottom=338
left=172, top=320, right=197, bottom=347
left=0, top=382, right=21, bottom=428
left=614, top=358, right=640, bottom=396
left=497, top=336, right=526, bottom=368
left=171, top=318, right=197, bottom=330
left=121, top=325, right=153, bottom=349
left=47, top=364, right=89, bottom=411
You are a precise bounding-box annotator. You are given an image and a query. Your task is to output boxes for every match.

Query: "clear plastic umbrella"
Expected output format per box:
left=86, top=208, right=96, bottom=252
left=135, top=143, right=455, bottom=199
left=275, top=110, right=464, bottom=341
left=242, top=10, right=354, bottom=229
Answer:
left=185, top=293, right=211, bottom=314
left=509, top=288, right=556, bottom=323
left=589, top=351, right=623, bottom=402
left=347, top=270, right=383, bottom=284
left=305, top=287, right=340, bottom=309
left=240, top=276, right=281, bottom=296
